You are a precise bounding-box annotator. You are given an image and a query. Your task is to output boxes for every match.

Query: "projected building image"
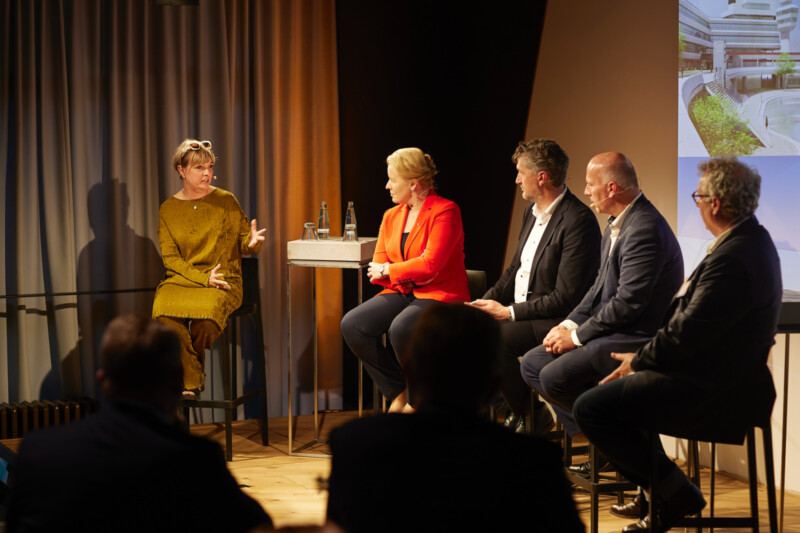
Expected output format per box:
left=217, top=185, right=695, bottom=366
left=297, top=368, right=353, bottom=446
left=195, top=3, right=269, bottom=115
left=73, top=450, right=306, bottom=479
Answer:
left=679, top=0, right=800, bottom=157
left=678, top=1, right=800, bottom=292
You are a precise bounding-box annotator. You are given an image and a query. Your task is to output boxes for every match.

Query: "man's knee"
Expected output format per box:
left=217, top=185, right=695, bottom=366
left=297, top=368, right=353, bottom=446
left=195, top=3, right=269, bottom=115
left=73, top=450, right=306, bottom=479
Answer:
left=573, top=379, right=626, bottom=428
left=538, top=363, right=568, bottom=397
left=519, top=346, right=549, bottom=385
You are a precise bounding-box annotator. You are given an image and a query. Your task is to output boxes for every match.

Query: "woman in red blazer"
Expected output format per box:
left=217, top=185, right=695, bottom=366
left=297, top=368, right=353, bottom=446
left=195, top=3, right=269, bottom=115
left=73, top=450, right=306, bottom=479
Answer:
left=341, top=147, right=470, bottom=413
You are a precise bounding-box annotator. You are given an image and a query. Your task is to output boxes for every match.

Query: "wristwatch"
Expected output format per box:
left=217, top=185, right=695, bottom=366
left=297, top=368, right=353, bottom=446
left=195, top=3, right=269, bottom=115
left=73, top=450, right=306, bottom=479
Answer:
left=379, top=264, right=386, bottom=277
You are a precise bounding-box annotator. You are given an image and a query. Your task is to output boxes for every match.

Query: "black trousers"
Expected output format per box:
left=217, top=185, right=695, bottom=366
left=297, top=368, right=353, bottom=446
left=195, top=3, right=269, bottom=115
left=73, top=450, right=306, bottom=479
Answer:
left=341, top=292, right=438, bottom=402
left=572, top=370, right=698, bottom=494
left=497, top=320, right=541, bottom=415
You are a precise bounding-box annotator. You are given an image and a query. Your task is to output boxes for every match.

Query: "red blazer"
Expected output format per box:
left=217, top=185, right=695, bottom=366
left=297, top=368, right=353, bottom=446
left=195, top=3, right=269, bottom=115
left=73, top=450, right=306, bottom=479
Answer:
left=372, top=192, right=470, bottom=303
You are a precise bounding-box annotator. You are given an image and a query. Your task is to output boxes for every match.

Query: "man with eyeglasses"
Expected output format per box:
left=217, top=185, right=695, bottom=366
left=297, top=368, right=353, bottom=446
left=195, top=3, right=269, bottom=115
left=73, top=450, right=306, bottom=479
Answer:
left=572, top=158, right=782, bottom=532
left=519, top=152, right=683, bottom=466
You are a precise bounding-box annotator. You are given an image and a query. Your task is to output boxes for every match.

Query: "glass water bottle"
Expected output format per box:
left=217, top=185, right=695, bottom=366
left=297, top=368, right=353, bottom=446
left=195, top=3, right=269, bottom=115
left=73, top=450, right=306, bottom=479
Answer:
left=318, top=201, right=330, bottom=240
left=344, top=201, right=357, bottom=241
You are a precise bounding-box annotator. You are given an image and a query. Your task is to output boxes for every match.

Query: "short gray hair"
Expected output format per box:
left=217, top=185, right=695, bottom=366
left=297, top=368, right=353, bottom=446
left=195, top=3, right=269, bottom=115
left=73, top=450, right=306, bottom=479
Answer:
left=511, top=139, right=569, bottom=187
left=698, top=158, right=760, bottom=219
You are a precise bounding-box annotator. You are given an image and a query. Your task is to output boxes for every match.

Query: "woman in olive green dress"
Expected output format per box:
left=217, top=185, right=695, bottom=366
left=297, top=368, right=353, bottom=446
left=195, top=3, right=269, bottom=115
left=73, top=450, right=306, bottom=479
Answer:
left=152, top=139, right=266, bottom=397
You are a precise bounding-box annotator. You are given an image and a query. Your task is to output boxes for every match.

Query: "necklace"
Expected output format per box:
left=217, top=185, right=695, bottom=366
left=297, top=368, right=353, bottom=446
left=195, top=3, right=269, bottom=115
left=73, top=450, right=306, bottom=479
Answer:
left=192, top=191, right=211, bottom=210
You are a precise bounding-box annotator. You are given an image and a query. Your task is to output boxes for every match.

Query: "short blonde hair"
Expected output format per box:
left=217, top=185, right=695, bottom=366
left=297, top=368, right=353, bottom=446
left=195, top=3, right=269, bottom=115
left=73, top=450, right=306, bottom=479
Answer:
left=172, top=139, right=215, bottom=176
left=386, top=147, right=438, bottom=189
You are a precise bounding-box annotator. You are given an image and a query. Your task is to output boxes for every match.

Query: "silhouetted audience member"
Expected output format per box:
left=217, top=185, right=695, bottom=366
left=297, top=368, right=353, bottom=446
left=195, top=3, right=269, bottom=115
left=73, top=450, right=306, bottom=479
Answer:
left=7, top=314, right=272, bottom=533
left=326, top=303, right=584, bottom=533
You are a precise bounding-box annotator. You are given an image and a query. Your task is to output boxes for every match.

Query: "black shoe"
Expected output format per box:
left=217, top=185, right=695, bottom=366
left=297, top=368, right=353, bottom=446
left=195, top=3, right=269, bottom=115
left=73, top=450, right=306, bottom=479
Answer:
left=181, top=388, right=202, bottom=400
left=567, top=456, right=612, bottom=476
left=611, top=492, right=648, bottom=519
left=621, top=516, right=649, bottom=532
left=531, top=405, right=555, bottom=437
left=656, top=481, right=706, bottom=530
left=503, top=411, right=527, bottom=433
left=623, top=482, right=706, bottom=533
left=503, top=411, right=521, bottom=429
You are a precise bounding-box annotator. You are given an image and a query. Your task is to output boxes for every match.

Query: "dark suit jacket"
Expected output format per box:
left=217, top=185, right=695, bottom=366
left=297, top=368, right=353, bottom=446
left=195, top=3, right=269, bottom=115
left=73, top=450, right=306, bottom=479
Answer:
left=483, top=188, right=601, bottom=341
left=372, top=192, right=470, bottom=302
left=568, top=194, right=683, bottom=343
left=631, top=216, right=782, bottom=442
left=6, top=400, right=270, bottom=533
left=326, top=409, right=585, bottom=533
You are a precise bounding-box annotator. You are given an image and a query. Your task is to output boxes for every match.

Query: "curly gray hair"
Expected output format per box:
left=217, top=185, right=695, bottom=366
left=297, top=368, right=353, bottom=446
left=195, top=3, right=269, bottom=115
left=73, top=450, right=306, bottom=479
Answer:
left=698, top=158, right=760, bottom=220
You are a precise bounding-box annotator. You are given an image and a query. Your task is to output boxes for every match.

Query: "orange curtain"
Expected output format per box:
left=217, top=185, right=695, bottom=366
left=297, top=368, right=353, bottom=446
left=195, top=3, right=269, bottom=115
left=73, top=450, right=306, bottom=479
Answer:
left=0, top=0, right=341, bottom=417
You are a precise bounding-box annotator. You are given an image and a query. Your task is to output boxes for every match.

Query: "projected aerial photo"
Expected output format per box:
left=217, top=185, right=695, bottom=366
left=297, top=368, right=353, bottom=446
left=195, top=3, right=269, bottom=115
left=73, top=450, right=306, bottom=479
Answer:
left=679, top=0, right=800, bottom=157
left=678, top=1, right=800, bottom=291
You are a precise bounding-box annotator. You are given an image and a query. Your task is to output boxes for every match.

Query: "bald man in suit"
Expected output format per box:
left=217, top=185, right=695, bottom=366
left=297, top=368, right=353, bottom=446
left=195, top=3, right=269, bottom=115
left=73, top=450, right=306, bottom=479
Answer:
left=520, top=152, right=683, bottom=444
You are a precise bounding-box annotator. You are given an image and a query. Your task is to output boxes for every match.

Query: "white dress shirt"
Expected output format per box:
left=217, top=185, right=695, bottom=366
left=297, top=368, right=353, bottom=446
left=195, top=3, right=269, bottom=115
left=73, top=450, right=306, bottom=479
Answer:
left=509, top=188, right=567, bottom=321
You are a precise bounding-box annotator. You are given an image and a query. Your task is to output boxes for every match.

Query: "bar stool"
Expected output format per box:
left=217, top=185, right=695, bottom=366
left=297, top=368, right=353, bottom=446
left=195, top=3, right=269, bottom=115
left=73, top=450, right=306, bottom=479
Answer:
left=181, top=257, right=269, bottom=461
left=566, top=441, right=637, bottom=533
left=649, top=424, right=777, bottom=533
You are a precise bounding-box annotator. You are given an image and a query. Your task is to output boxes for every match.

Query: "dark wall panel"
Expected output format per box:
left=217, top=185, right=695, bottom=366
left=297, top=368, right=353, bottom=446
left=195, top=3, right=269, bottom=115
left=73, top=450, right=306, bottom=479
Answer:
left=336, top=0, right=547, bottom=408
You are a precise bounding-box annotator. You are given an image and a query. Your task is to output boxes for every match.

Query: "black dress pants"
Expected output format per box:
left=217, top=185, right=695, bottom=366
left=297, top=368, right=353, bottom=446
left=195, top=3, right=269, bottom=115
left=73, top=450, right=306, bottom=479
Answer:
left=497, top=320, right=541, bottom=416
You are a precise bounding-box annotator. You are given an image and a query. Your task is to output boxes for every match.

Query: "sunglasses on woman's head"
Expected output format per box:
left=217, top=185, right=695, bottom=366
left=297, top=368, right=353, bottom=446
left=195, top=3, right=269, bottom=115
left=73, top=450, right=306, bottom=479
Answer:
left=188, top=140, right=212, bottom=151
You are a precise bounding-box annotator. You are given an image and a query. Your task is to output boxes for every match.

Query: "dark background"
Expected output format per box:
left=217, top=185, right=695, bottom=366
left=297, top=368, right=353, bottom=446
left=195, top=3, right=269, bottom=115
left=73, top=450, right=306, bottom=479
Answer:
left=336, top=0, right=548, bottom=409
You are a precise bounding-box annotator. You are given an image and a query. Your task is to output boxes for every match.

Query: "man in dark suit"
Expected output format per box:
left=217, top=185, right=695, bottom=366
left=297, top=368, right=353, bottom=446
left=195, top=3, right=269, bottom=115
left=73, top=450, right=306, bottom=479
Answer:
left=6, top=315, right=272, bottom=533
left=326, top=303, right=584, bottom=533
left=469, top=139, right=601, bottom=433
left=573, top=158, right=782, bottom=532
left=520, top=152, right=683, bottom=443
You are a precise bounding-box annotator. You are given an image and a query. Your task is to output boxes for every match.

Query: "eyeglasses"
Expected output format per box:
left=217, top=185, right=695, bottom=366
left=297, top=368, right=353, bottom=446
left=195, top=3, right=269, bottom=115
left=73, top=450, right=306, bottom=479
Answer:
left=691, top=191, right=710, bottom=206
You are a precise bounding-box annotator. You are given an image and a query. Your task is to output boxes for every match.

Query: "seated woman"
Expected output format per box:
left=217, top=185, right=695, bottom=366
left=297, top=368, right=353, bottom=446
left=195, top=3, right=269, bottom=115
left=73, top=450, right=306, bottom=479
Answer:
left=340, top=147, right=469, bottom=413
left=152, top=139, right=266, bottom=397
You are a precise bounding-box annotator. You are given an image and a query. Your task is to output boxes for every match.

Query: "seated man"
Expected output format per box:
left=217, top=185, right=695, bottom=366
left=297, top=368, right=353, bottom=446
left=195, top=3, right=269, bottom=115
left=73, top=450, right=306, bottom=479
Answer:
left=6, top=314, right=272, bottom=533
left=469, top=139, right=600, bottom=434
left=573, top=158, right=782, bottom=532
left=326, top=303, right=584, bottom=533
left=520, top=152, right=683, bottom=448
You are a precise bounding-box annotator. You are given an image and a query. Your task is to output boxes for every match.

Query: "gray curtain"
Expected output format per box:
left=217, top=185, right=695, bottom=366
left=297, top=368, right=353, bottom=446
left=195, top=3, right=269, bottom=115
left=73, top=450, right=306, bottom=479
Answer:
left=1, top=0, right=343, bottom=417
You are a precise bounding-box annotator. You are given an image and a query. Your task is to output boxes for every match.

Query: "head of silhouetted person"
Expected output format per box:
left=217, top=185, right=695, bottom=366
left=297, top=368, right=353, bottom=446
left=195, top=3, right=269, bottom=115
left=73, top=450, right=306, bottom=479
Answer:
left=97, top=314, right=183, bottom=415
left=404, top=303, right=502, bottom=413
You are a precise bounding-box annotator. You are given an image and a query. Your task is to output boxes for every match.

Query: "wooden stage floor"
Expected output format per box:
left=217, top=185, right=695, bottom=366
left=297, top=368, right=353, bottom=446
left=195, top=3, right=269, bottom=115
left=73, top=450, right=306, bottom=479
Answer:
left=194, top=411, right=800, bottom=532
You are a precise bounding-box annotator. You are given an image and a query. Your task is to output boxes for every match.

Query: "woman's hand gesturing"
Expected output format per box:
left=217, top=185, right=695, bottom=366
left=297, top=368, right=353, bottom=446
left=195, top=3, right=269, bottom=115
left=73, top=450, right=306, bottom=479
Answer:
left=208, top=264, right=231, bottom=290
left=248, top=219, right=267, bottom=249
